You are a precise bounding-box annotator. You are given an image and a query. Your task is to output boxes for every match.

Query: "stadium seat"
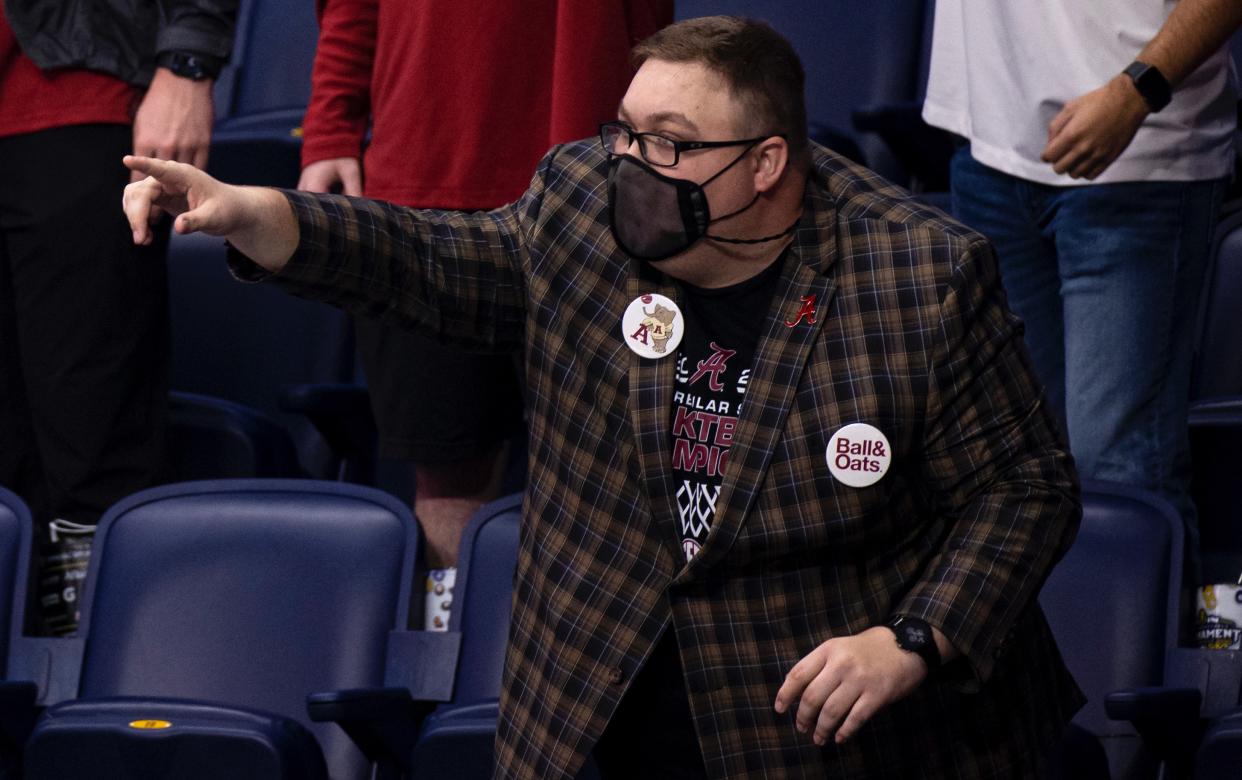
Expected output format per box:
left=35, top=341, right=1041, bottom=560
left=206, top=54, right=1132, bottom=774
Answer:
left=168, top=391, right=303, bottom=480
left=0, top=490, right=38, bottom=770
left=209, top=0, right=319, bottom=188
left=1188, top=207, right=1242, bottom=579
left=1040, top=481, right=1184, bottom=780
left=0, top=490, right=32, bottom=681
left=405, top=493, right=521, bottom=779
left=23, top=480, right=417, bottom=780
left=674, top=0, right=931, bottom=184
left=1191, top=207, right=1242, bottom=402
left=166, top=230, right=370, bottom=481
left=307, top=494, right=535, bottom=779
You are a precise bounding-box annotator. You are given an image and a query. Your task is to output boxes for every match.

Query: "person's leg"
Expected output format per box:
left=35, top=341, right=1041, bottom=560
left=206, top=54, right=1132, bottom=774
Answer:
left=949, top=147, right=1067, bottom=424
left=0, top=143, right=48, bottom=523
left=1052, top=177, right=1225, bottom=580
left=355, top=318, right=524, bottom=627
left=0, top=124, right=170, bottom=633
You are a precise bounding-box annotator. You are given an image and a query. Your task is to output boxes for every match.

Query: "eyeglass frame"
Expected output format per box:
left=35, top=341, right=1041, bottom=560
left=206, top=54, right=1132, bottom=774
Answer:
left=598, top=121, right=785, bottom=168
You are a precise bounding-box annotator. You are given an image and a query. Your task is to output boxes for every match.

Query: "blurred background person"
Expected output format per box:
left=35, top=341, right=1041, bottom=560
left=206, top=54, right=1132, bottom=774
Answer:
left=0, top=0, right=237, bottom=635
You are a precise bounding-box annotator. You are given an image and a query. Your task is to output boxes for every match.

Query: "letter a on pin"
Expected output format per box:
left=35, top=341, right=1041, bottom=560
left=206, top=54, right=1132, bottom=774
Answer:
left=622, top=293, right=684, bottom=359
left=826, top=422, right=891, bottom=487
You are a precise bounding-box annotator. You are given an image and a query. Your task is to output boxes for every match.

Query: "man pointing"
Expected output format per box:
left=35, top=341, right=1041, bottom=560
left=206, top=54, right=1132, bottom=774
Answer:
left=124, top=17, right=1083, bottom=778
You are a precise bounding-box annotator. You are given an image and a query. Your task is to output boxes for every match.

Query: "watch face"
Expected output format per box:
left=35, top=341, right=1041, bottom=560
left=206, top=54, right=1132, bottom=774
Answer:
left=901, top=623, right=929, bottom=648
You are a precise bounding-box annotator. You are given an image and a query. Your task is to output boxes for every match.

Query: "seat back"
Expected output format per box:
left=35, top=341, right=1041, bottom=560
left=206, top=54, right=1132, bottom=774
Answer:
left=1040, top=481, right=1183, bottom=779
left=168, top=391, right=303, bottom=480
left=167, top=232, right=355, bottom=478
left=450, top=494, right=521, bottom=705
left=75, top=480, right=417, bottom=779
left=212, top=0, right=317, bottom=124
left=402, top=494, right=520, bottom=779
left=675, top=0, right=930, bottom=183
left=1192, top=209, right=1242, bottom=401
left=0, top=489, right=31, bottom=669
left=209, top=0, right=318, bottom=187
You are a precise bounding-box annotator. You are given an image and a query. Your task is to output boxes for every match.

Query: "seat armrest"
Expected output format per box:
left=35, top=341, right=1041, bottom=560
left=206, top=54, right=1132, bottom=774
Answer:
left=307, top=686, right=435, bottom=771
left=1106, top=687, right=1203, bottom=776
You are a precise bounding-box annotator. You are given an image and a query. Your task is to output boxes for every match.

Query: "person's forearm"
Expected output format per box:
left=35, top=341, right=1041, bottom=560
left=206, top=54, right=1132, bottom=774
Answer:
left=1138, top=0, right=1242, bottom=87
left=228, top=187, right=300, bottom=273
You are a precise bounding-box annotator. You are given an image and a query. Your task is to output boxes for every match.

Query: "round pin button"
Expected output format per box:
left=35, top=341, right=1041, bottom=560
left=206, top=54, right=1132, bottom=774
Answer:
left=621, top=294, right=683, bottom=359
left=826, top=423, right=891, bottom=488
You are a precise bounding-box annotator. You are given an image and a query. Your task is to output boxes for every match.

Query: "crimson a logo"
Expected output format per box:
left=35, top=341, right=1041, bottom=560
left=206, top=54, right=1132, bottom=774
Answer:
left=688, top=342, right=736, bottom=392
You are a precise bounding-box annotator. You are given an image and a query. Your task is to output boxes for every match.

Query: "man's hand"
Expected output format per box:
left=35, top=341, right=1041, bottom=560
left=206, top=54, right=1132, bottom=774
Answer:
left=131, top=68, right=215, bottom=180
left=1041, top=74, right=1150, bottom=181
left=122, top=156, right=299, bottom=272
left=298, top=157, right=364, bottom=196
left=773, top=626, right=929, bottom=746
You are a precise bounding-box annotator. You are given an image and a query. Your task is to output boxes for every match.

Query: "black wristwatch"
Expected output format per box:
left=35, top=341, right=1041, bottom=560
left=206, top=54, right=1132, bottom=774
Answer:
left=1122, top=60, right=1172, bottom=113
left=156, top=51, right=222, bottom=82
left=884, top=615, right=941, bottom=671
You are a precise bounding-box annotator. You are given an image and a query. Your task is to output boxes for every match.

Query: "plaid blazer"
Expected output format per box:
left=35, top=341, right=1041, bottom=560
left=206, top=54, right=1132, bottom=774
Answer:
left=261, top=140, right=1085, bottom=779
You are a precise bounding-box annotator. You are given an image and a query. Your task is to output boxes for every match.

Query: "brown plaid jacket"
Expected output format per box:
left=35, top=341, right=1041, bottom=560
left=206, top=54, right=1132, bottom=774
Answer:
left=260, top=140, right=1085, bottom=778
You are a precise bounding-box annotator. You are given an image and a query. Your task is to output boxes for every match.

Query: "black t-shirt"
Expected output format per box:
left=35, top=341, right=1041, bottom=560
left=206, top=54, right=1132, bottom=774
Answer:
left=593, top=255, right=785, bottom=778
left=671, top=254, right=784, bottom=562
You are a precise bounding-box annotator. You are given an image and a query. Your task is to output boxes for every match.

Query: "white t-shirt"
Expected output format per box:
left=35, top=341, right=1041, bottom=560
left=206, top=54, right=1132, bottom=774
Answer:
left=923, top=0, right=1237, bottom=185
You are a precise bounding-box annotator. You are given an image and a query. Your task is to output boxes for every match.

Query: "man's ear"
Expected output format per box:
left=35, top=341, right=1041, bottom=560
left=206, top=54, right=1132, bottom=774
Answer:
left=753, top=136, right=790, bottom=193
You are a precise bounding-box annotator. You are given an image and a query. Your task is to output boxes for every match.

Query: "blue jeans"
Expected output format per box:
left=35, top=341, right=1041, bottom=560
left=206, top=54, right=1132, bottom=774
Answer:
left=950, top=147, right=1225, bottom=576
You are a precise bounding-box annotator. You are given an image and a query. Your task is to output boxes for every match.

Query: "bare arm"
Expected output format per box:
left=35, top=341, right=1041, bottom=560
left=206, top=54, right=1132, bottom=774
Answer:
left=1042, top=0, right=1242, bottom=180
left=122, top=156, right=299, bottom=272
left=1138, top=0, right=1242, bottom=87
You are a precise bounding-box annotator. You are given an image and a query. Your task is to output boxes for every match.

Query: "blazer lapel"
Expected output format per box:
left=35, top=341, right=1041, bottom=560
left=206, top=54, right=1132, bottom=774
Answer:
left=625, top=268, right=684, bottom=554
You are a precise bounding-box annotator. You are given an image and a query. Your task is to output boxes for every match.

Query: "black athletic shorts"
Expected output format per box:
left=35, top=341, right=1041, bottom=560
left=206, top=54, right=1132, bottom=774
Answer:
left=354, top=317, right=525, bottom=463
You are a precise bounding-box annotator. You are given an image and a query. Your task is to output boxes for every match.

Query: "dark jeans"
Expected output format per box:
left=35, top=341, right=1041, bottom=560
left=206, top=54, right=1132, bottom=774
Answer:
left=0, top=124, right=170, bottom=628
left=950, top=147, right=1225, bottom=578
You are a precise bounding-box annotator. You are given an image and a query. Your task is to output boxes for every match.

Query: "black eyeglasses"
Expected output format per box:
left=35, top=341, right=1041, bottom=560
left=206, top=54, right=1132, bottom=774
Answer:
left=599, top=121, right=779, bottom=168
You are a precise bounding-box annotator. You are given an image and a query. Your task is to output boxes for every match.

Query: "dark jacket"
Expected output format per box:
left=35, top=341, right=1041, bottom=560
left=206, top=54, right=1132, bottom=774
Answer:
left=4, top=0, right=237, bottom=86
left=247, top=140, right=1085, bottom=779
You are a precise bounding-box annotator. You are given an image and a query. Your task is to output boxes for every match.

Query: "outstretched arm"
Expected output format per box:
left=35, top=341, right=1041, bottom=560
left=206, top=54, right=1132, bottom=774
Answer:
left=1042, top=0, right=1242, bottom=180
left=122, top=156, right=299, bottom=271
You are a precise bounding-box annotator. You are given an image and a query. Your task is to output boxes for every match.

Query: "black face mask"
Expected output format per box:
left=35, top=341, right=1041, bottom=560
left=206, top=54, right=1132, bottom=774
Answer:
left=607, top=148, right=796, bottom=262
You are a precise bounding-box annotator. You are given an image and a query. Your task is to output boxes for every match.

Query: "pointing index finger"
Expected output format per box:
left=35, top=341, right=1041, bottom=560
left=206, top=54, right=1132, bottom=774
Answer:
left=123, top=155, right=174, bottom=182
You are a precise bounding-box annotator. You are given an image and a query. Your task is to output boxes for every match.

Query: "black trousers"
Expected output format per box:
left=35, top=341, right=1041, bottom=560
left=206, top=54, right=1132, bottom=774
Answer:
left=0, top=124, right=169, bottom=530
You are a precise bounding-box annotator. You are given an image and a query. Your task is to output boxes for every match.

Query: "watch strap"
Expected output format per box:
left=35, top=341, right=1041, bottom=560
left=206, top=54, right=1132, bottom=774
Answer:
left=156, top=51, right=222, bottom=81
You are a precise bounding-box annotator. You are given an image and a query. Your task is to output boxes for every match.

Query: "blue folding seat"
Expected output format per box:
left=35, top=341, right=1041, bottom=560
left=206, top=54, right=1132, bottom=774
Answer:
left=168, top=391, right=303, bottom=480
left=1039, top=481, right=1184, bottom=780
left=306, top=494, right=542, bottom=779
left=166, top=230, right=369, bottom=482
left=0, top=489, right=32, bottom=684
left=673, top=0, right=931, bottom=185
left=405, top=493, right=521, bottom=778
left=1191, top=207, right=1242, bottom=403
left=209, top=0, right=319, bottom=188
left=1188, top=208, right=1242, bottom=579
left=0, top=489, right=38, bottom=768
left=22, top=480, right=417, bottom=780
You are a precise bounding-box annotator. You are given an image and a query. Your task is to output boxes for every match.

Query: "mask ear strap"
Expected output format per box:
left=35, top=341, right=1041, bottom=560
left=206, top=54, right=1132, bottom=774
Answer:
left=707, top=215, right=800, bottom=246
left=702, top=138, right=772, bottom=224
left=700, top=141, right=761, bottom=189
left=708, top=188, right=761, bottom=224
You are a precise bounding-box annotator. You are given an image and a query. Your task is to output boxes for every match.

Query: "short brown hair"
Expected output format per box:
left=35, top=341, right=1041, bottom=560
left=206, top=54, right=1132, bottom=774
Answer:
left=632, top=16, right=808, bottom=162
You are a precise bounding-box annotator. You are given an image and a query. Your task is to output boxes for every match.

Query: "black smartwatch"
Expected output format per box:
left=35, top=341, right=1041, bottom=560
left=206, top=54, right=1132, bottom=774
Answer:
left=156, top=51, right=222, bottom=81
left=884, top=615, right=941, bottom=671
left=1122, top=60, right=1172, bottom=113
